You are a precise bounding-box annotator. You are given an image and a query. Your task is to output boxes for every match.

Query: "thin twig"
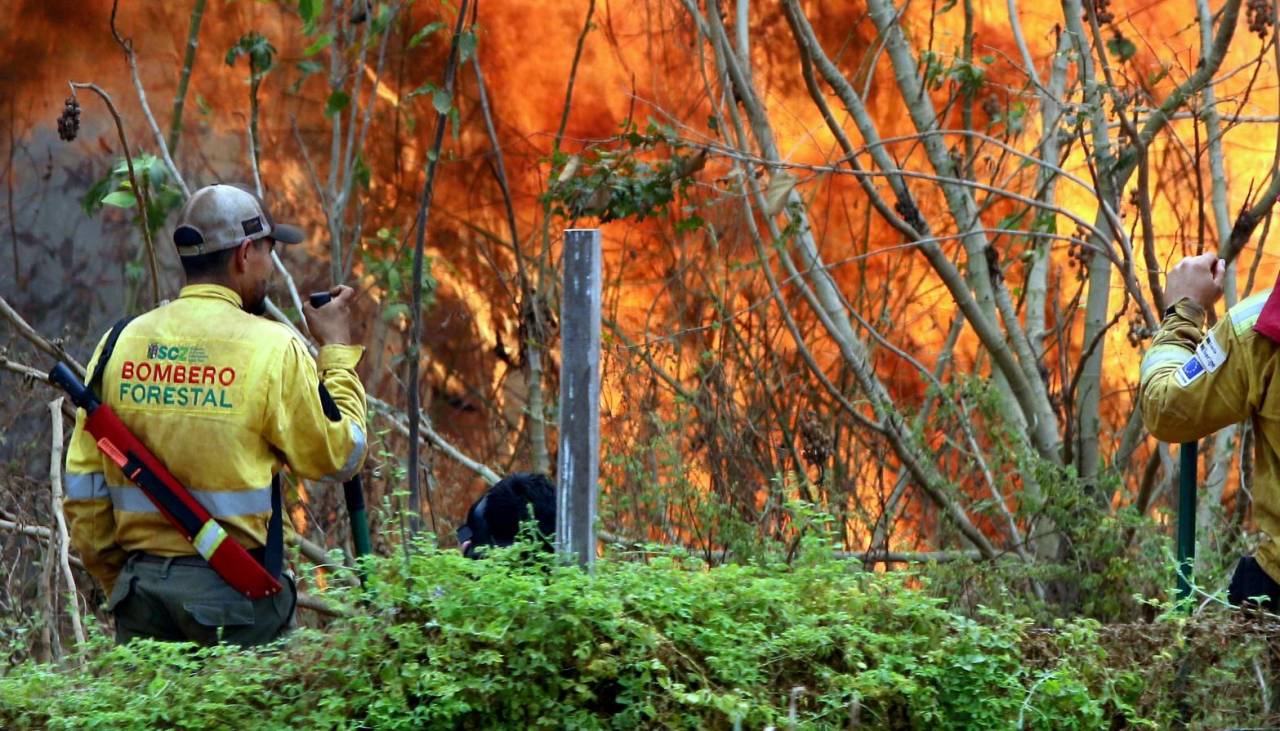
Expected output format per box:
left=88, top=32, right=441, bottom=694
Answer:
left=48, top=397, right=85, bottom=649
left=296, top=590, right=350, bottom=617
left=263, top=297, right=317, bottom=355
left=167, top=0, right=207, bottom=154
left=0, top=519, right=51, bottom=540
left=0, top=294, right=85, bottom=376
left=406, top=0, right=472, bottom=531
left=0, top=354, right=51, bottom=381
left=270, top=251, right=313, bottom=340
left=369, top=395, right=501, bottom=485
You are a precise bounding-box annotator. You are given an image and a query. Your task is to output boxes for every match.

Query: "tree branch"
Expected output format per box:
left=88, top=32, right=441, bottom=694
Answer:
left=68, top=81, right=161, bottom=307
left=109, top=0, right=190, bottom=198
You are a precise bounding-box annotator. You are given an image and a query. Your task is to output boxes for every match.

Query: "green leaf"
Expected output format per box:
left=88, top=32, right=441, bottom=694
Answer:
left=298, top=0, right=318, bottom=27
left=405, top=82, right=435, bottom=101
left=326, top=90, right=351, bottom=117
left=382, top=303, right=410, bottom=322
left=371, top=3, right=394, bottom=33
left=459, top=31, right=478, bottom=63
left=432, top=88, right=452, bottom=115
left=290, top=59, right=325, bottom=93
left=354, top=154, right=371, bottom=189
left=409, top=21, right=445, bottom=49
left=1107, top=35, right=1137, bottom=62
left=226, top=31, right=276, bottom=74
left=102, top=191, right=137, bottom=208
left=304, top=32, right=334, bottom=57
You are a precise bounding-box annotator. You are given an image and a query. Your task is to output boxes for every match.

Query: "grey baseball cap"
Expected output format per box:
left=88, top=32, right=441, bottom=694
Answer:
left=172, top=184, right=305, bottom=257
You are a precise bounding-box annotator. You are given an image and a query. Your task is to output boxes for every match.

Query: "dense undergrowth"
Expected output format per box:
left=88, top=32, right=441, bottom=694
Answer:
left=2, top=539, right=1279, bottom=729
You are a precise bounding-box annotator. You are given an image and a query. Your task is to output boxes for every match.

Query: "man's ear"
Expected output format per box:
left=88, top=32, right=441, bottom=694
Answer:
left=232, top=238, right=253, bottom=273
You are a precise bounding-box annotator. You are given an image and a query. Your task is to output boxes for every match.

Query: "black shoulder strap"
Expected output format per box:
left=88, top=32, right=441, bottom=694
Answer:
left=89, top=316, right=136, bottom=401
left=264, top=474, right=283, bottom=579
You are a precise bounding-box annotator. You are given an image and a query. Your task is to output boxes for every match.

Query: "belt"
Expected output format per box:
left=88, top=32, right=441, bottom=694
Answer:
left=131, top=547, right=268, bottom=568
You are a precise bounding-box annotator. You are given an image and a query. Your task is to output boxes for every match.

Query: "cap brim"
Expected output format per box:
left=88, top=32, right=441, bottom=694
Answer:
left=272, top=223, right=305, bottom=244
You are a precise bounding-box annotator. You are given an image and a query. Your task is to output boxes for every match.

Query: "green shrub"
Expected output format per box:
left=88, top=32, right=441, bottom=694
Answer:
left=0, top=545, right=1275, bottom=729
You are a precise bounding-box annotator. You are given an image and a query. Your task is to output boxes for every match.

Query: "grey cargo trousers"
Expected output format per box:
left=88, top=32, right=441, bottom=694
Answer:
left=109, top=553, right=296, bottom=647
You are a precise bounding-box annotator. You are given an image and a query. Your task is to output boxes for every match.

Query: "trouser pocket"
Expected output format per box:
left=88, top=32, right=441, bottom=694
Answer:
left=106, top=573, right=137, bottom=614
left=182, top=596, right=257, bottom=628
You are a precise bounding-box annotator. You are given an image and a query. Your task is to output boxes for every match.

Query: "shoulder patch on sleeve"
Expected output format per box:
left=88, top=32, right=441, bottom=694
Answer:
left=1174, top=355, right=1207, bottom=387
left=1195, top=332, right=1227, bottom=373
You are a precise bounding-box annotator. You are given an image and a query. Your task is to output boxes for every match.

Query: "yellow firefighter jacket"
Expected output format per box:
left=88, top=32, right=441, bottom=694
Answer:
left=1139, top=291, right=1280, bottom=583
left=64, top=284, right=367, bottom=595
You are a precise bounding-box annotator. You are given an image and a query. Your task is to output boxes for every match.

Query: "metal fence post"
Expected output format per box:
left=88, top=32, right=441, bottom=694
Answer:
left=557, top=229, right=601, bottom=569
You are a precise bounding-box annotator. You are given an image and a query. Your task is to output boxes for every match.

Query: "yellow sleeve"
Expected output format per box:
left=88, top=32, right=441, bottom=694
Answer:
left=63, top=331, right=127, bottom=596
left=264, top=339, right=368, bottom=481
left=1139, top=297, right=1257, bottom=443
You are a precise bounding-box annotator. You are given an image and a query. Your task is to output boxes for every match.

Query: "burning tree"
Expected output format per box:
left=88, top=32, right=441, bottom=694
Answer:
left=553, top=0, right=1280, bottom=607
left=3, top=0, right=1280, bottom=660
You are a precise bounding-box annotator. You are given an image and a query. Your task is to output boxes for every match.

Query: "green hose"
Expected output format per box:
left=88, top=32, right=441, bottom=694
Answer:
left=1176, top=441, right=1197, bottom=607
left=344, top=475, right=372, bottom=558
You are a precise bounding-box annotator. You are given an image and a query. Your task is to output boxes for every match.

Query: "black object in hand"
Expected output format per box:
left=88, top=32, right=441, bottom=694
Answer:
left=309, top=291, right=333, bottom=308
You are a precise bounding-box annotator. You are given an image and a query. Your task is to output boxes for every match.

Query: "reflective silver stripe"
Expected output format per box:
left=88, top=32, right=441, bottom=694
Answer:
left=1140, top=344, right=1192, bottom=385
left=108, top=485, right=158, bottom=513
left=193, top=520, right=228, bottom=560
left=108, top=484, right=272, bottom=516
left=1232, top=290, right=1269, bottom=334
left=65, top=472, right=108, bottom=500
left=323, top=422, right=367, bottom=483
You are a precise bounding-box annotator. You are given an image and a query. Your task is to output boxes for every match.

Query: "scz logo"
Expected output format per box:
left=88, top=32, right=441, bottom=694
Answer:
left=146, top=343, right=209, bottom=363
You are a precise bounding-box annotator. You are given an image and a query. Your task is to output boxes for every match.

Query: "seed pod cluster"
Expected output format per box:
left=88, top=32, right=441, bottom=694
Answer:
left=1127, top=314, right=1150, bottom=349
left=1247, top=0, right=1274, bottom=40
left=1068, top=225, right=1094, bottom=279
left=57, top=96, right=81, bottom=141
left=798, top=411, right=831, bottom=471
left=1082, top=0, right=1115, bottom=25
left=982, top=95, right=1001, bottom=119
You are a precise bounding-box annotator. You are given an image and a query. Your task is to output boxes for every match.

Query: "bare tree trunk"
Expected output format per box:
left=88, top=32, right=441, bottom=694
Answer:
left=782, top=0, right=1060, bottom=465
left=689, top=0, right=1001, bottom=558
left=1197, top=0, right=1239, bottom=554
left=861, top=0, right=1062, bottom=462
left=1025, top=31, right=1072, bottom=360
left=1058, top=0, right=1117, bottom=485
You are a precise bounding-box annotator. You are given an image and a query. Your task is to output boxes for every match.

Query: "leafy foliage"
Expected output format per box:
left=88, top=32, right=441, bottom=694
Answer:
left=2, top=546, right=1277, bottom=729
left=360, top=227, right=438, bottom=327
left=82, top=154, right=184, bottom=236
left=543, top=119, right=707, bottom=226
left=225, top=31, right=276, bottom=80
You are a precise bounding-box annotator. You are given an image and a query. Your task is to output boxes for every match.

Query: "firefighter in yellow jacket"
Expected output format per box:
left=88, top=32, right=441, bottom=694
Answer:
left=1139, top=251, right=1280, bottom=607
left=63, top=184, right=367, bottom=646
